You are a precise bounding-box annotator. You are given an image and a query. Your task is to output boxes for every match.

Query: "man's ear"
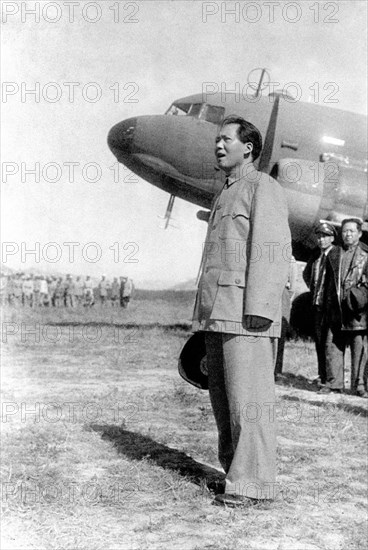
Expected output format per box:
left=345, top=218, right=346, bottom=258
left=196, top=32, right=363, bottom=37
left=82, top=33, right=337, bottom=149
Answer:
left=243, top=142, right=253, bottom=159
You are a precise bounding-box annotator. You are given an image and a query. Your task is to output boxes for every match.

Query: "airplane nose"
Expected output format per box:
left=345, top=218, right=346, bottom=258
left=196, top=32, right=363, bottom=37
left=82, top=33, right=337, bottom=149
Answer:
left=107, top=117, right=136, bottom=158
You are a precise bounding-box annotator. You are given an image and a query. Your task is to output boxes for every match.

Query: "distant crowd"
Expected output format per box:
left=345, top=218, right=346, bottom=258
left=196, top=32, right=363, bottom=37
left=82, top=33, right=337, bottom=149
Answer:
left=0, top=273, right=134, bottom=308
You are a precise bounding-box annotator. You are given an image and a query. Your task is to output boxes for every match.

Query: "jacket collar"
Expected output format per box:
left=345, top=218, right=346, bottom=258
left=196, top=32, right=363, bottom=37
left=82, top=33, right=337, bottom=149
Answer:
left=224, top=163, right=256, bottom=188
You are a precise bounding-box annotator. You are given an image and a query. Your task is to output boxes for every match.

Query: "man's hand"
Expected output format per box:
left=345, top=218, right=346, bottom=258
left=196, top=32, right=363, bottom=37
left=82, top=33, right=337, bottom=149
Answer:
left=196, top=210, right=211, bottom=222
left=245, top=315, right=272, bottom=331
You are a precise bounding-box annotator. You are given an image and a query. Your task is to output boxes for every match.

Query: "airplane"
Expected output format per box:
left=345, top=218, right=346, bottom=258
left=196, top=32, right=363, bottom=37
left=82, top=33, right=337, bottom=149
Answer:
left=107, top=71, right=368, bottom=261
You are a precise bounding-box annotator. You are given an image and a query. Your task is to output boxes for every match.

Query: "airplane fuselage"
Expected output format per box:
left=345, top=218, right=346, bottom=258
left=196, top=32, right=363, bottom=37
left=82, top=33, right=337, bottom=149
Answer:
left=108, top=92, right=367, bottom=260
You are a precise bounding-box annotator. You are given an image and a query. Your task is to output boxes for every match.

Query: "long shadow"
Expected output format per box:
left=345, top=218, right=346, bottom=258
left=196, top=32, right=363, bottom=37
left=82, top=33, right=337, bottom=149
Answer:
left=42, top=321, right=191, bottom=331
left=281, top=393, right=368, bottom=417
left=275, top=372, right=320, bottom=392
left=89, top=424, right=225, bottom=491
left=276, top=373, right=368, bottom=416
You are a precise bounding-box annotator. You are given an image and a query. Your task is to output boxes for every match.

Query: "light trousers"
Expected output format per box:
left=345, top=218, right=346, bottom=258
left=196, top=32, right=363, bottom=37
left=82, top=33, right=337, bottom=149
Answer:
left=205, top=332, right=277, bottom=499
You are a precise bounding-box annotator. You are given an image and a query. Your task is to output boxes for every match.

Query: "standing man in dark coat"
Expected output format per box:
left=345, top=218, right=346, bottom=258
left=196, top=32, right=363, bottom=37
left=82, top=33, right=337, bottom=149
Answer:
left=192, top=115, right=291, bottom=506
left=320, top=218, right=368, bottom=397
left=119, top=277, right=126, bottom=307
left=303, top=222, right=337, bottom=386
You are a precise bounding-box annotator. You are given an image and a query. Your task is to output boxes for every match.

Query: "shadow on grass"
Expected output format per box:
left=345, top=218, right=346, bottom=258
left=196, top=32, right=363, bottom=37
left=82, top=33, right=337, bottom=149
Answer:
left=90, top=424, right=225, bottom=492
left=275, top=373, right=320, bottom=392
left=36, top=321, right=192, bottom=331
left=281, top=392, right=368, bottom=417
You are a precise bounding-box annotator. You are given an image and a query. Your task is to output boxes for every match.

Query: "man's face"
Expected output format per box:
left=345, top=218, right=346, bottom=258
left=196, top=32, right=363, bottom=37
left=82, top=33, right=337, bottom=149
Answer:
left=342, top=222, right=362, bottom=247
left=215, top=124, right=251, bottom=173
left=316, top=233, right=334, bottom=251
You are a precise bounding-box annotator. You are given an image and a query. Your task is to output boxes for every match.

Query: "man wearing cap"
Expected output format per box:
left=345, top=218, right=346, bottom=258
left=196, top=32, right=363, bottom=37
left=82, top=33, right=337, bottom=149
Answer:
left=321, top=218, right=368, bottom=397
left=192, top=115, right=291, bottom=506
left=303, top=222, right=337, bottom=386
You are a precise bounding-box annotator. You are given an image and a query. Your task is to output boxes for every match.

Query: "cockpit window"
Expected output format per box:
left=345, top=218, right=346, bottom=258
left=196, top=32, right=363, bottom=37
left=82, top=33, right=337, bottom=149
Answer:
left=165, top=102, right=225, bottom=125
left=166, top=103, right=202, bottom=117
left=165, top=104, right=189, bottom=116
left=203, top=104, right=225, bottom=125
left=187, top=103, right=202, bottom=117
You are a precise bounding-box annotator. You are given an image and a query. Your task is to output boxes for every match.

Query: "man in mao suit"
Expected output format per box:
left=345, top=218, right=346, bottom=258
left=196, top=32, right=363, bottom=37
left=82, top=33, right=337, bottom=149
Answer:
left=303, top=222, right=337, bottom=386
left=192, top=115, right=291, bottom=506
left=320, top=218, right=368, bottom=397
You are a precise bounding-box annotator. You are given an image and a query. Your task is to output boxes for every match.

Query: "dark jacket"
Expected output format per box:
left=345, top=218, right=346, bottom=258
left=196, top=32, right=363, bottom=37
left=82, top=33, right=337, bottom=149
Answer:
left=303, top=245, right=337, bottom=306
left=324, top=243, right=368, bottom=331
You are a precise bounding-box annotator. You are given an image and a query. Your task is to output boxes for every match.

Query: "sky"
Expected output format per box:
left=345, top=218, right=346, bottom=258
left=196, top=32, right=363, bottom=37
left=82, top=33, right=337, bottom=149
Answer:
left=1, top=0, right=367, bottom=288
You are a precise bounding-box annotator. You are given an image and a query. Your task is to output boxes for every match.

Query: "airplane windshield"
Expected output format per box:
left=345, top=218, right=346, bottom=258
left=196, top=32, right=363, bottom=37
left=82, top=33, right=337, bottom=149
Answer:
left=165, top=102, right=203, bottom=117
left=166, top=102, right=225, bottom=125
left=203, top=104, right=225, bottom=125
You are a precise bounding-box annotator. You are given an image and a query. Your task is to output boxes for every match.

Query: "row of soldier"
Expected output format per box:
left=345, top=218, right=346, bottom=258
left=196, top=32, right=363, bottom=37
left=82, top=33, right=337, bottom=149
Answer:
left=0, top=273, right=134, bottom=308
left=303, top=218, right=368, bottom=398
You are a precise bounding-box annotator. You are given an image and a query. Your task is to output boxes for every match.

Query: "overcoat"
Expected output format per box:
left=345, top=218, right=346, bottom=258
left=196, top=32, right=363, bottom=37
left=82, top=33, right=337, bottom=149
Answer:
left=324, top=243, right=368, bottom=331
left=192, top=168, right=291, bottom=338
left=302, top=245, right=337, bottom=306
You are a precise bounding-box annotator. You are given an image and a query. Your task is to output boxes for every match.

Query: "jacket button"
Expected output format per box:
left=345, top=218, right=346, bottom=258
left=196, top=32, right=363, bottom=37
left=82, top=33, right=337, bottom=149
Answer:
left=216, top=204, right=222, bottom=210
left=235, top=278, right=241, bottom=284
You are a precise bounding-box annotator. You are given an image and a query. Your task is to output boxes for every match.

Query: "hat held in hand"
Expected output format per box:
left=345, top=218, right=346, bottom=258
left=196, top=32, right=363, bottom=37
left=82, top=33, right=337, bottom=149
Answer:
left=178, top=332, right=208, bottom=390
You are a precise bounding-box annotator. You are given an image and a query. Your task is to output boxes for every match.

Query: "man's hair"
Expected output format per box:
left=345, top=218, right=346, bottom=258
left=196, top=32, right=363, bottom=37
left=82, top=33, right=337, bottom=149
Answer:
left=221, top=115, right=263, bottom=161
left=341, top=218, right=363, bottom=232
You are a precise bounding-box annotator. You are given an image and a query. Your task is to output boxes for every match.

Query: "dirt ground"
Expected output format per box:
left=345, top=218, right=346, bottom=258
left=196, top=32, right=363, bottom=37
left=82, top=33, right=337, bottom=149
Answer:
left=1, top=299, right=367, bottom=550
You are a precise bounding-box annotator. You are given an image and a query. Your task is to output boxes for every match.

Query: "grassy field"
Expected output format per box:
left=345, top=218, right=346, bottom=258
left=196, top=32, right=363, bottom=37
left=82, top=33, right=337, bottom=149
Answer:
left=1, top=295, right=367, bottom=550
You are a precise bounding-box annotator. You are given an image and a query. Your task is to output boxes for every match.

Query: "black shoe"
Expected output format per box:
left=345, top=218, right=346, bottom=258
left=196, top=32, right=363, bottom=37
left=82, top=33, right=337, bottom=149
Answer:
left=275, top=373, right=287, bottom=382
left=355, top=390, right=368, bottom=398
left=313, top=377, right=326, bottom=387
left=206, top=480, right=225, bottom=494
left=213, top=493, right=267, bottom=508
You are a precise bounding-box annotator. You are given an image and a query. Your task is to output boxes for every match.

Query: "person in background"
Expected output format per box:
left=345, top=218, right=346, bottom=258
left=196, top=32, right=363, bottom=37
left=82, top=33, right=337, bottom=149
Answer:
left=22, top=275, right=34, bottom=307
left=74, top=276, right=84, bottom=306
left=84, top=276, right=94, bottom=306
left=303, top=222, right=337, bottom=387
left=55, top=277, right=66, bottom=307
left=33, top=276, right=41, bottom=307
left=121, top=277, right=133, bottom=308
left=119, top=277, right=126, bottom=307
left=13, top=274, right=23, bottom=307
left=98, top=275, right=109, bottom=306
left=321, top=218, right=368, bottom=397
left=110, top=277, right=120, bottom=307
left=274, top=255, right=298, bottom=380
left=65, top=275, right=75, bottom=308
left=48, top=277, right=57, bottom=307
left=39, top=276, right=49, bottom=306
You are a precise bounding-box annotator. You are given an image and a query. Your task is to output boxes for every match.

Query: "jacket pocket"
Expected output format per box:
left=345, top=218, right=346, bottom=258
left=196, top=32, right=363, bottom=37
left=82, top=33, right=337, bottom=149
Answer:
left=218, top=210, right=250, bottom=240
left=211, top=270, right=245, bottom=322
left=217, top=270, right=245, bottom=287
